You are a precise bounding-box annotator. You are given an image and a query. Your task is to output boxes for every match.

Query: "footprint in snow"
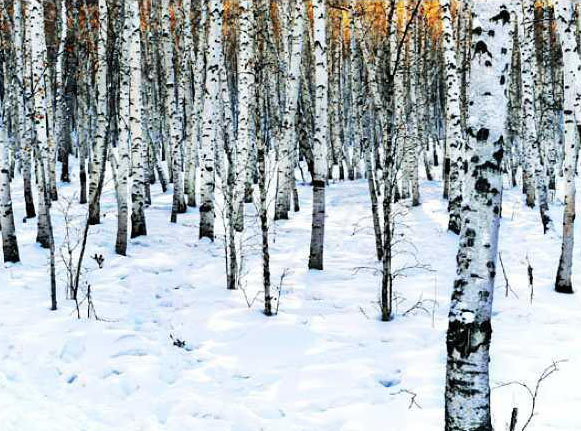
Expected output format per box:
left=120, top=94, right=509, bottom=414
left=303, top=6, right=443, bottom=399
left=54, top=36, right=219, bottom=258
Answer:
left=378, top=377, right=401, bottom=388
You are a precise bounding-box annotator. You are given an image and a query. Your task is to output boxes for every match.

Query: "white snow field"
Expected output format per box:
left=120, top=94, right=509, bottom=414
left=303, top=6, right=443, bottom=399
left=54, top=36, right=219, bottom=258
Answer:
left=1, top=170, right=580, bottom=431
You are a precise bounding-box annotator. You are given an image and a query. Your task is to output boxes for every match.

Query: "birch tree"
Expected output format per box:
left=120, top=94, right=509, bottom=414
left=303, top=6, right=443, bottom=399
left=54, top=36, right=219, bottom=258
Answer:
left=234, top=0, right=256, bottom=232
left=27, top=0, right=58, bottom=310
left=163, top=0, right=186, bottom=224
left=521, top=0, right=552, bottom=233
left=14, top=0, right=35, bottom=219
left=115, top=0, right=131, bottom=255
left=308, top=0, right=328, bottom=271
left=88, top=0, right=109, bottom=225
left=130, top=0, right=147, bottom=238
left=554, top=0, right=581, bottom=294
left=0, top=120, right=19, bottom=263
left=274, top=0, right=305, bottom=221
left=199, top=0, right=223, bottom=240
left=441, top=0, right=464, bottom=234
left=445, top=3, right=512, bottom=430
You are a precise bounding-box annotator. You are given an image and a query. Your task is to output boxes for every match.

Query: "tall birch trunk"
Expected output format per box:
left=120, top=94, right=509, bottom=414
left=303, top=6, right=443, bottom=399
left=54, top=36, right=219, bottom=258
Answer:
left=199, top=0, right=223, bottom=240
left=234, top=0, right=256, bottom=231
left=28, top=0, right=58, bottom=310
left=164, top=0, right=186, bottom=223
left=0, top=119, right=19, bottom=263
left=554, top=0, right=581, bottom=294
left=88, top=0, right=108, bottom=225
left=130, top=0, right=147, bottom=238
left=521, top=0, right=552, bottom=233
left=115, top=0, right=131, bottom=255
left=190, top=1, right=207, bottom=208
left=445, top=3, right=512, bottom=430
left=308, top=0, right=328, bottom=271
left=15, top=0, right=35, bottom=219
left=275, top=0, right=304, bottom=221
left=441, top=0, right=464, bottom=233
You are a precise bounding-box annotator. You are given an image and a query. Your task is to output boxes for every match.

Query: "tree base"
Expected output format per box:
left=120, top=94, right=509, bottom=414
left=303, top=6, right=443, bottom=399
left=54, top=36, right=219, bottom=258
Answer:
left=555, top=283, right=574, bottom=294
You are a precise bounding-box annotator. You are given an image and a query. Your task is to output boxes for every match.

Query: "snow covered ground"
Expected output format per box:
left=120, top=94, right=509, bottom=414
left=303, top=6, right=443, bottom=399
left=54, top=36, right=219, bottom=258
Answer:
left=1, top=169, right=580, bottom=430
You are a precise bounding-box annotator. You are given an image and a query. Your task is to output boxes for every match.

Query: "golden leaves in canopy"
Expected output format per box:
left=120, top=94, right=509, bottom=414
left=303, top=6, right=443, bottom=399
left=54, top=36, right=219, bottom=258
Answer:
left=348, top=0, right=458, bottom=45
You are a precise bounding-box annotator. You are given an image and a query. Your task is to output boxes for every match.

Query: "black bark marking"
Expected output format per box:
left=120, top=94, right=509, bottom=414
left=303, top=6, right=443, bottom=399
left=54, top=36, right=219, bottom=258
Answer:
left=491, top=9, right=511, bottom=25
left=476, top=128, right=489, bottom=141
left=475, top=178, right=491, bottom=193
left=474, top=41, right=490, bottom=57
left=447, top=319, right=493, bottom=359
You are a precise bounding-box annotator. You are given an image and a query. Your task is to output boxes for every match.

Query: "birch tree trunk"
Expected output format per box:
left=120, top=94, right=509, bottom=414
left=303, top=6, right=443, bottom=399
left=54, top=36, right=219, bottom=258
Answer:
left=199, top=0, right=223, bottom=240
left=520, top=6, right=536, bottom=208
left=1, top=119, right=19, bottom=263
left=506, top=16, right=522, bottom=189
left=275, top=0, right=304, bottom=221
left=14, top=0, right=35, bottom=219
left=521, top=0, right=552, bottom=233
left=55, top=0, right=70, bottom=184
left=554, top=0, right=581, bottom=294
left=115, top=0, right=131, bottom=255
left=26, top=0, right=51, bottom=248
left=164, top=0, right=186, bottom=224
left=182, top=0, right=196, bottom=209
left=190, top=1, right=207, bottom=208
left=441, top=0, right=464, bottom=234
left=88, top=0, right=108, bottom=225
left=445, top=3, right=512, bottom=430
left=130, top=0, right=147, bottom=238
left=234, top=0, right=256, bottom=232
left=256, top=75, right=272, bottom=316
left=308, top=0, right=328, bottom=271
left=28, top=0, right=58, bottom=310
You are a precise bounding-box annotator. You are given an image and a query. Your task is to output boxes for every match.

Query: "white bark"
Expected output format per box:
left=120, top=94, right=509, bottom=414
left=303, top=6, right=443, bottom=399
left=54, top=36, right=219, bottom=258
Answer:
left=190, top=1, right=207, bottom=209
left=441, top=0, right=464, bottom=233
left=27, top=0, right=51, bottom=248
left=521, top=0, right=552, bottom=232
left=308, top=0, right=328, bottom=271
left=555, top=0, right=581, bottom=294
left=0, top=119, right=19, bottom=263
left=115, top=0, right=131, bottom=255
left=445, top=3, right=512, bottom=430
left=129, top=0, right=147, bottom=238
left=163, top=0, right=186, bottom=223
left=234, top=0, right=256, bottom=231
left=182, top=0, right=196, bottom=208
left=14, top=0, right=35, bottom=218
left=88, top=0, right=108, bottom=225
left=199, top=0, right=223, bottom=240
left=275, top=0, right=305, bottom=221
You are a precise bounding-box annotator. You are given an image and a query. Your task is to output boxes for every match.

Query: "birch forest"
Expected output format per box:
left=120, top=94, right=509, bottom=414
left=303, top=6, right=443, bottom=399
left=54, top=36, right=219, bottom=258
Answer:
left=1, top=0, right=581, bottom=430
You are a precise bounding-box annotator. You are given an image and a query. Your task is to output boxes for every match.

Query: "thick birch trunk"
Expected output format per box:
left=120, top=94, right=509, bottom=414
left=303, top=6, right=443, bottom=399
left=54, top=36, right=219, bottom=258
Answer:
left=441, top=0, right=464, bottom=233
left=199, top=0, right=223, bottom=240
left=554, top=0, right=581, bottom=294
left=445, top=3, right=512, bottom=430
left=1, top=122, right=19, bottom=263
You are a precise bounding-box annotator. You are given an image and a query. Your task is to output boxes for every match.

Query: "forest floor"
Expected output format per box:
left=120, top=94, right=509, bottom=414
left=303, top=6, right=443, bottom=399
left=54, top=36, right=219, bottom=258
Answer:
left=1, top=167, right=580, bottom=430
